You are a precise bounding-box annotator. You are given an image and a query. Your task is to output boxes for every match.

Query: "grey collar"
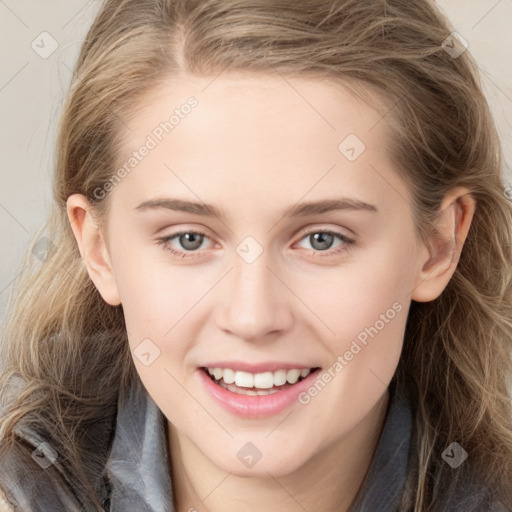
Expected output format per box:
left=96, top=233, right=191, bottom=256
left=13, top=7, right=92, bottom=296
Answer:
left=4, top=373, right=504, bottom=510
left=105, top=378, right=175, bottom=511
left=348, top=375, right=415, bottom=511
left=105, top=375, right=414, bottom=512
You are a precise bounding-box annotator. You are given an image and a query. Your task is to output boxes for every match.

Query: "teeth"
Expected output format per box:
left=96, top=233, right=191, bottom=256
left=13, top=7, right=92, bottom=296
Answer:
left=254, top=372, right=274, bottom=389
left=206, top=367, right=313, bottom=389
left=234, top=371, right=253, bottom=388
left=220, top=381, right=280, bottom=396
left=212, top=368, right=224, bottom=380
left=222, top=368, right=235, bottom=384
left=286, top=369, right=301, bottom=384
left=273, top=369, right=287, bottom=386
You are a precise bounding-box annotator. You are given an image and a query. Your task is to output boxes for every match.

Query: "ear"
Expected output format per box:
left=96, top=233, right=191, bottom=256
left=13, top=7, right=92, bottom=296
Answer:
left=411, top=187, right=476, bottom=302
left=66, top=194, right=121, bottom=306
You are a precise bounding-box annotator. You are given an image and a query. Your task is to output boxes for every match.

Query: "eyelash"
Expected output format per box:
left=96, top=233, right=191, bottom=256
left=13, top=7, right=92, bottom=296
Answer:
left=156, top=228, right=355, bottom=261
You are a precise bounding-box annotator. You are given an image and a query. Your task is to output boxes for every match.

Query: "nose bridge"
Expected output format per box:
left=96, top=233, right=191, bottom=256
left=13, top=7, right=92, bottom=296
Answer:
left=218, top=246, right=292, bottom=341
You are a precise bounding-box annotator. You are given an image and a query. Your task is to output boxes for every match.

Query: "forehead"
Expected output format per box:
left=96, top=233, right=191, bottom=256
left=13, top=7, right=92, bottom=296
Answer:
left=120, top=72, right=389, bottom=150
left=108, top=72, right=410, bottom=222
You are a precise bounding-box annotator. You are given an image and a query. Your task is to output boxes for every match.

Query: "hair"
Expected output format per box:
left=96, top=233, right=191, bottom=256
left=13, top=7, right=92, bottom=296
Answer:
left=1, top=0, right=511, bottom=510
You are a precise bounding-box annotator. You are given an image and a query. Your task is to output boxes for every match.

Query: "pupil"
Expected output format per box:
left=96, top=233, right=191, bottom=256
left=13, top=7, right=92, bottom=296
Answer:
left=311, top=232, right=333, bottom=250
left=180, top=233, right=203, bottom=250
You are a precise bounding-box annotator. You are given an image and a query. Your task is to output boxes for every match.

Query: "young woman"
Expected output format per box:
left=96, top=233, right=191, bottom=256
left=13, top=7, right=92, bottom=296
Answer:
left=1, top=1, right=511, bottom=511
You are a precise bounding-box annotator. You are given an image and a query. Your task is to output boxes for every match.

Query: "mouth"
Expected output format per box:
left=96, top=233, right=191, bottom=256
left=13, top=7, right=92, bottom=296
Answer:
left=200, top=366, right=322, bottom=396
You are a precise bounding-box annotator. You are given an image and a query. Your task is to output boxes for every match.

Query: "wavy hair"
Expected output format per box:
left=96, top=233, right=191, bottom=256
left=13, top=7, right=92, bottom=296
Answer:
left=1, top=1, right=511, bottom=510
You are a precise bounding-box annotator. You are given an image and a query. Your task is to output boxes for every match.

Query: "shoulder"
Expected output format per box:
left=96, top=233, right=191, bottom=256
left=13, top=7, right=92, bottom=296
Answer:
left=0, top=412, right=115, bottom=512
left=0, top=434, right=87, bottom=512
left=0, top=376, right=118, bottom=511
left=431, top=455, right=510, bottom=511
left=402, top=395, right=510, bottom=511
left=443, top=487, right=510, bottom=512
left=0, top=385, right=82, bottom=510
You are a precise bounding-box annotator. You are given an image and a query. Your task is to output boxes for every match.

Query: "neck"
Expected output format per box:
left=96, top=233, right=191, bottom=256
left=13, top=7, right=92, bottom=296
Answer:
left=167, top=389, right=389, bottom=512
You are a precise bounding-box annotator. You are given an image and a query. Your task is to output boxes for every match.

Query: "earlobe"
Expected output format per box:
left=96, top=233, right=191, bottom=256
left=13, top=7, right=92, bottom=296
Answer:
left=411, top=188, right=475, bottom=303
left=66, top=194, right=121, bottom=306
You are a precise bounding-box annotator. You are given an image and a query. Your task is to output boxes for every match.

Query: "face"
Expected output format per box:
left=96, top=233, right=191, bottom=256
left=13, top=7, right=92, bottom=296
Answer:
left=90, top=72, right=429, bottom=476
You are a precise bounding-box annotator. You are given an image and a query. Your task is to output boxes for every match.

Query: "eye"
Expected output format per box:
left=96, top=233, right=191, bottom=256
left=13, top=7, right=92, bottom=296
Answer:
left=296, top=229, right=354, bottom=258
left=157, top=228, right=355, bottom=261
left=157, top=230, right=212, bottom=259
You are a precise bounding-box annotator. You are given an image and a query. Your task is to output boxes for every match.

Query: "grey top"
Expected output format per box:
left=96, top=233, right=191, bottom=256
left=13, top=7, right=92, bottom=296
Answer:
left=0, top=374, right=507, bottom=511
left=106, top=374, right=410, bottom=511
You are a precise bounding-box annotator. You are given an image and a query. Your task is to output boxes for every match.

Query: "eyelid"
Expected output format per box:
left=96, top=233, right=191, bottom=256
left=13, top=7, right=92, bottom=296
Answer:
left=159, top=228, right=215, bottom=248
left=294, top=225, right=355, bottom=243
left=156, top=224, right=217, bottom=244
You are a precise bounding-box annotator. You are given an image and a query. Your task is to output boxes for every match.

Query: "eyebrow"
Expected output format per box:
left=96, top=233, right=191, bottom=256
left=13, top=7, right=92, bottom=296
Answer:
left=134, top=197, right=378, bottom=219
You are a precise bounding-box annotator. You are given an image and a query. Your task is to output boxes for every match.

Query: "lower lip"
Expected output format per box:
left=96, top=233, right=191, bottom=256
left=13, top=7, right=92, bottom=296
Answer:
left=197, top=368, right=320, bottom=419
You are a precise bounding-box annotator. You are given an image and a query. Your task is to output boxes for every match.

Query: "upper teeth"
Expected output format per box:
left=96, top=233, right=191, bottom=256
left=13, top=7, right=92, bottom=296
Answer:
left=207, top=368, right=312, bottom=388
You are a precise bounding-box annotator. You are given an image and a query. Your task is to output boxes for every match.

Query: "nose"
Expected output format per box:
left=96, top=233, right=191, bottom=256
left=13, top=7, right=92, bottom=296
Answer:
left=215, top=252, right=294, bottom=342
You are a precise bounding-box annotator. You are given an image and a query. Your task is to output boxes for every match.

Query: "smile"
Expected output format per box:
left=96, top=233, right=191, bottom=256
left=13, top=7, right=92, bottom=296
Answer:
left=204, top=367, right=315, bottom=394
left=198, top=365, right=321, bottom=418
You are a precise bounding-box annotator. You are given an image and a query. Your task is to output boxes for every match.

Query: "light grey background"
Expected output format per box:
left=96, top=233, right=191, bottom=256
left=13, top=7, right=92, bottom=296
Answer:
left=1, top=0, right=512, bottom=322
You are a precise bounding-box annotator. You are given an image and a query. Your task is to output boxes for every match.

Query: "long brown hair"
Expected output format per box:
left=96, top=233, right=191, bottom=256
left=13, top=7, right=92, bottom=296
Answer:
left=1, top=1, right=511, bottom=510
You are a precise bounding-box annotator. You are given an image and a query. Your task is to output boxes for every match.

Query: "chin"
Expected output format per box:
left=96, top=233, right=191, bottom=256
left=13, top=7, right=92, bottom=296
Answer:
left=206, top=446, right=309, bottom=478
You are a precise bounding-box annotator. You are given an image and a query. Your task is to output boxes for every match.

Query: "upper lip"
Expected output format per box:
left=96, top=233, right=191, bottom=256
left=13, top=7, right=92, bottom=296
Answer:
left=200, top=361, right=320, bottom=373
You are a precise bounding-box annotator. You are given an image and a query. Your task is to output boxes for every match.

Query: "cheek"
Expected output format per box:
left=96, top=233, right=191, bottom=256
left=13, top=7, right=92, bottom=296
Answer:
left=289, top=237, right=413, bottom=415
left=110, top=253, right=202, bottom=403
left=293, top=234, right=415, bottom=341
left=114, top=261, right=199, bottom=339
left=107, top=224, right=202, bottom=330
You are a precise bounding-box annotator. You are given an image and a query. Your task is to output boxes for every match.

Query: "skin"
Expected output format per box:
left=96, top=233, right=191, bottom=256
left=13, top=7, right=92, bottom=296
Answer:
left=67, top=72, right=475, bottom=512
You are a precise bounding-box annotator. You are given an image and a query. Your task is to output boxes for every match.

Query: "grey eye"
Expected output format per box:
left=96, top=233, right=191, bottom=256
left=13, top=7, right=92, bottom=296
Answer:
left=177, top=232, right=205, bottom=251
left=308, top=232, right=335, bottom=251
